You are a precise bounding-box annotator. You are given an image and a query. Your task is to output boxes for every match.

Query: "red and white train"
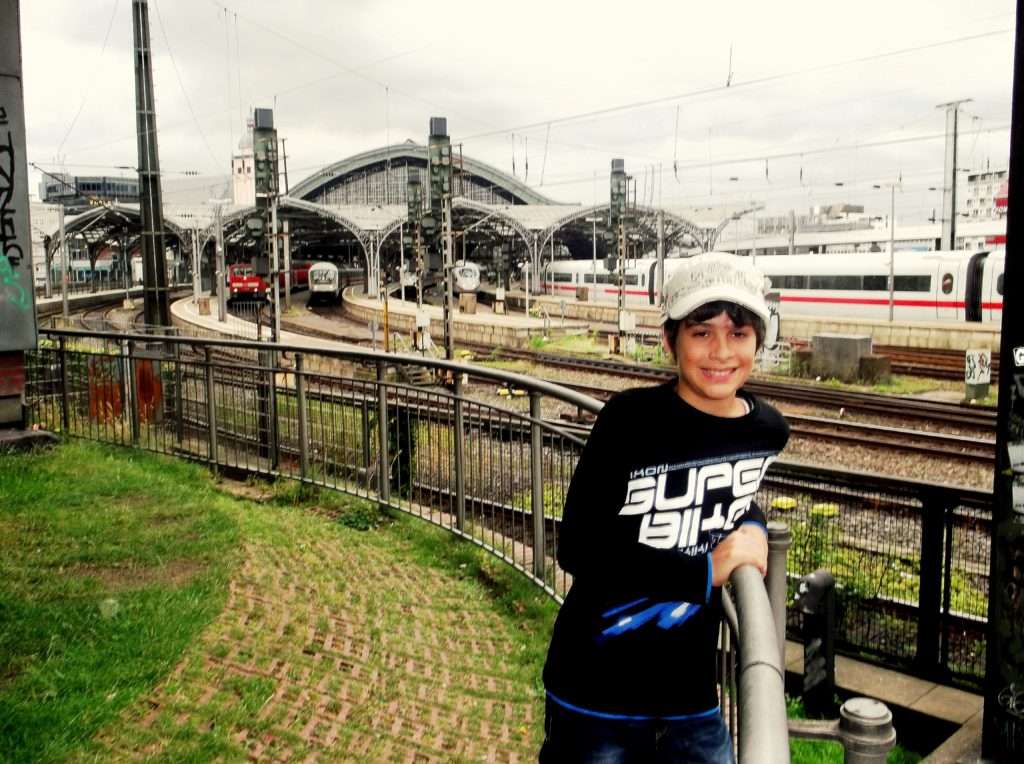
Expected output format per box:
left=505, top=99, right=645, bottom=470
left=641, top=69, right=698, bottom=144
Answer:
left=227, top=261, right=311, bottom=301
left=542, top=250, right=1005, bottom=323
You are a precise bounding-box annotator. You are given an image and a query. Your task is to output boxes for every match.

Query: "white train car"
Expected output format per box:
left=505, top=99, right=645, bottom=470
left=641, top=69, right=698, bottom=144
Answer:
left=308, top=261, right=340, bottom=304
left=544, top=250, right=1004, bottom=324
left=453, top=260, right=481, bottom=293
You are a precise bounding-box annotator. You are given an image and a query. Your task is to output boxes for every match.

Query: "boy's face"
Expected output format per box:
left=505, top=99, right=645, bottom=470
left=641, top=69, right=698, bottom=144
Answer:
left=666, top=310, right=757, bottom=415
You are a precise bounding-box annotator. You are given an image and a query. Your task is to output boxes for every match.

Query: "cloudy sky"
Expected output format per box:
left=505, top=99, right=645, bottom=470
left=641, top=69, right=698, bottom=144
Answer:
left=20, top=0, right=1016, bottom=221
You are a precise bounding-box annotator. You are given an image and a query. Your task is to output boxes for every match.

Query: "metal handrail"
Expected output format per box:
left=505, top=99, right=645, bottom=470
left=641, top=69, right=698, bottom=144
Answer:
left=731, top=565, right=791, bottom=763
left=40, top=327, right=605, bottom=414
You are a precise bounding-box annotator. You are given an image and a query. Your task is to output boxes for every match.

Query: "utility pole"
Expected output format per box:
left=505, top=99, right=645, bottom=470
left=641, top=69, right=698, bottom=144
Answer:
left=270, top=196, right=281, bottom=342
left=59, top=205, right=69, bottom=319
left=282, top=219, right=291, bottom=311
left=443, top=196, right=455, bottom=360
left=214, top=202, right=226, bottom=321
left=888, top=186, right=895, bottom=321
left=191, top=229, right=201, bottom=304
left=131, top=0, right=170, bottom=328
left=280, top=137, right=289, bottom=195
left=937, top=99, right=972, bottom=251
left=656, top=209, right=665, bottom=305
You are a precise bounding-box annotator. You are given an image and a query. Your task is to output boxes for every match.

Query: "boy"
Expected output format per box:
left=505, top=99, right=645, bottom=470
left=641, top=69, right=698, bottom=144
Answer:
left=540, top=253, right=789, bottom=763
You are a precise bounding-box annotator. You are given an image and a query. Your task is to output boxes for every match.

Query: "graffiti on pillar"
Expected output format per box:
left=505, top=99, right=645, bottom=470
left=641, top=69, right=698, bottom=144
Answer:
left=0, top=105, right=30, bottom=311
left=1006, top=375, right=1024, bottom=523
left=996, top=682, right=1023, bottom=755
left=995, top=534, right=1024, bottom=755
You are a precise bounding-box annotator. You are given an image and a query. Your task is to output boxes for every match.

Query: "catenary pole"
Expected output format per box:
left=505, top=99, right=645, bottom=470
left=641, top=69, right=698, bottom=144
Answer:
left=132, top=0, right=170, bottom=328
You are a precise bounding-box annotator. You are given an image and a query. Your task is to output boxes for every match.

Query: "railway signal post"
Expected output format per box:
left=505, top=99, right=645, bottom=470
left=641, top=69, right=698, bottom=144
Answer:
left=985, top=0, right=1024, bottom=757
left=427, top=118, right=455, bottom=361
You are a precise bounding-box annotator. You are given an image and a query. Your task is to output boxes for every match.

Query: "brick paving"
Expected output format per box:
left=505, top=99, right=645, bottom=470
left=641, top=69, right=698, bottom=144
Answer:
left=91, top=505, right=542, bottom=762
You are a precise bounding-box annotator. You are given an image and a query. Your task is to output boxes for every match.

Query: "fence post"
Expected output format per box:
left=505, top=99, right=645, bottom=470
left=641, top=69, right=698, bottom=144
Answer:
left=376, top=361, right=390, bottom=504
left=204, top=347, right=218, bottom=468
left=173, top=341, right=184, bottom=446
left=529, top=391, right=545, bottom=580
left=125, top=339, right=139, bottom=444
left=58, top=336, right=69, bottom=432
left=767, top=521, right=792, bottom=671
left=453, top=372, right=466, bottom=531
left=268, top=350, right=279, bottom=471
left=361, top=399, right=371, bottom=488
left=916, top=490, right=946, bottom=677
left=296, top=353, right=309, bottom=480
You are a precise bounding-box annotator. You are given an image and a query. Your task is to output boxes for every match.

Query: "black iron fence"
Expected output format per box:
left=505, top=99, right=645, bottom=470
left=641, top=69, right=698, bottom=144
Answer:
left=24, top=328, right=796, bottom=761
left=24, top=329, right=992, bottom=689
left=759, top=462, right=990, bottom=687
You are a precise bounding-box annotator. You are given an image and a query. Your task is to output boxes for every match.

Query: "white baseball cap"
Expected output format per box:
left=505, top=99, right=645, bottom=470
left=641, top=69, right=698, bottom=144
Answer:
left=660, top=253, right=771, bottom=325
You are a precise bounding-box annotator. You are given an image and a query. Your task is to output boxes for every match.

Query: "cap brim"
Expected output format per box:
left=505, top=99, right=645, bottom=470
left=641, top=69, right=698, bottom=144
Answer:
left=662, top=285, right=771, bottom=325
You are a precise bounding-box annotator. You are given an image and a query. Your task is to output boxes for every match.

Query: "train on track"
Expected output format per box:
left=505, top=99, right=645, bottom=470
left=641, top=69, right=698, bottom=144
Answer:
left=226, top=261, right=311, bottom=301
left=543, top=249, right=1004, bottom=323
left=453, top=261, right=482, bottom=293
left=308, top=261, right=341, bottom=304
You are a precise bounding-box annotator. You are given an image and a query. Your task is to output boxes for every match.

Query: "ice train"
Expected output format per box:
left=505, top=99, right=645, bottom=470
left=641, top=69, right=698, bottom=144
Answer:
left=543, top=250, right=1004, bottom=323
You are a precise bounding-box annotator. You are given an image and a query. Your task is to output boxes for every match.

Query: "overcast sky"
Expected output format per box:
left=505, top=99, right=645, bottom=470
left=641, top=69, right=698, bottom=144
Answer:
left=20, top=0, right=1017, bottom=221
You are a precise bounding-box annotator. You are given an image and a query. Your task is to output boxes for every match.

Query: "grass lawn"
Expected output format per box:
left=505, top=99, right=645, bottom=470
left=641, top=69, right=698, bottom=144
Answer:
left=0, top=441, right=920, bottom=762
left=0, top=442, right=240, bottom=762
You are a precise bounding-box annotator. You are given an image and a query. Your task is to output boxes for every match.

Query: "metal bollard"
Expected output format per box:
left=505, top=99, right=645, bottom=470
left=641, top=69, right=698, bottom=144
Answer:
left=788, top=697, right=896, bottom=764
left=767, top=522, right=792, bottom=671
left=838, top=698, right=896, bottom=763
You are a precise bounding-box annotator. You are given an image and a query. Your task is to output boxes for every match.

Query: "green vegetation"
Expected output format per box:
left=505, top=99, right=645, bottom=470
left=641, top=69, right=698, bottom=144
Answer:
left=0, top=441, right=240, bottom=763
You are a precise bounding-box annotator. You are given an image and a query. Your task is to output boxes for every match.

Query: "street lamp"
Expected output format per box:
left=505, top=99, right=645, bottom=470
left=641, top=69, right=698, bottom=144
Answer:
left=873, top=183, right=899, bottom=321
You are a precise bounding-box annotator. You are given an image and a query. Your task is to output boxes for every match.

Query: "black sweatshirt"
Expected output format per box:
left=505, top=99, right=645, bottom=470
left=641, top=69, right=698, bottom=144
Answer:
left=543, top=381, right=789, bottom=719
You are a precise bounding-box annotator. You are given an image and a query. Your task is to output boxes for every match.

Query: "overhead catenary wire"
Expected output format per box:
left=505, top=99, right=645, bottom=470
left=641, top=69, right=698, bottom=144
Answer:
left=457, top=29, right=1007, bottom=143
left=54, top=0, right=121, bottom=160
left=525, top=122, right=1010, bottom=192
left=152, top=0, right=221, bottom=170
left=206, top=0, right=501, bottom=134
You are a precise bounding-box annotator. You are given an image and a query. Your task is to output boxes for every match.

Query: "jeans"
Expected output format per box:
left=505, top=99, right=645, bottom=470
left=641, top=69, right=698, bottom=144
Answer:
left=538, top=697, right=735, bottom=764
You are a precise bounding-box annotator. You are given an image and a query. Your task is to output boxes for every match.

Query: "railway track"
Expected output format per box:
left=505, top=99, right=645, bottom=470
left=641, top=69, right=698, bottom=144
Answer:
left=463, top=344, right=997, bottom=430
left=875, top=345, right=1000, bottom=382
left=527, top=375, right=994, bottom=466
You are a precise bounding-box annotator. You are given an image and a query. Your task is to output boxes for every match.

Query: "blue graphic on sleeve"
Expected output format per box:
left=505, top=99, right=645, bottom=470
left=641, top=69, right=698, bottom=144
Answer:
left=599, top=598, right=701, bottom=639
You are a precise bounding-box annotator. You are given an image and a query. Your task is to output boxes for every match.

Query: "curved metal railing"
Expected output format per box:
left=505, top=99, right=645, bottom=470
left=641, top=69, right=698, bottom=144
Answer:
left=24, top=327, right=793, bottom=760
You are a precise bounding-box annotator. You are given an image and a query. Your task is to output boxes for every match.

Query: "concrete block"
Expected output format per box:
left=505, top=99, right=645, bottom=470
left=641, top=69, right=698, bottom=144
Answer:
left=858, top=354, right=892, bottom=384
left=458, top=293, right=477, bottom=314
left=811, top=333, right=872, bottom=382
left=791, top=349, right=814, bottom=378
